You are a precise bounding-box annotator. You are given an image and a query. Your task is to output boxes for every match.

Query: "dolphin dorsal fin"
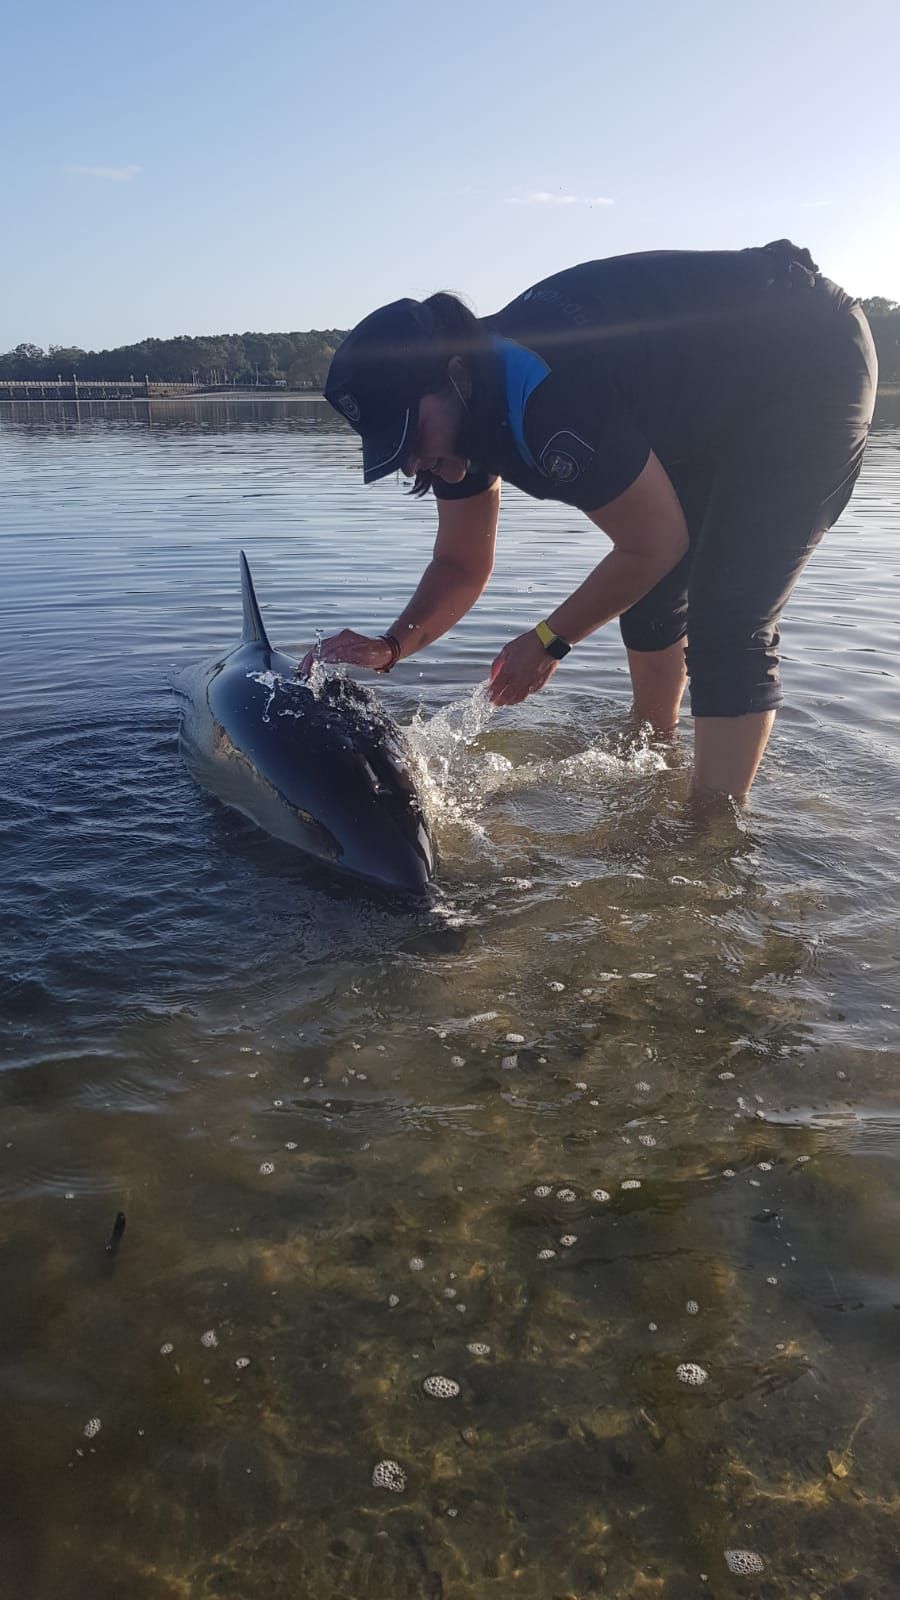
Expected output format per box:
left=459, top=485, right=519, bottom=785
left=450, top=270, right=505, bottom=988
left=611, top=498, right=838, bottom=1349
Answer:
left=239, top=551, right=273, bottom=652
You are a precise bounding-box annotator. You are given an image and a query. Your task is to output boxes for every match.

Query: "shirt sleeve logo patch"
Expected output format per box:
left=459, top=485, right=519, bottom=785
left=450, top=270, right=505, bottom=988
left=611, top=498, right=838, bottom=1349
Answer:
left=337, top=392, right=360, bottom=423
left=539, top=430, right=595, bottom=484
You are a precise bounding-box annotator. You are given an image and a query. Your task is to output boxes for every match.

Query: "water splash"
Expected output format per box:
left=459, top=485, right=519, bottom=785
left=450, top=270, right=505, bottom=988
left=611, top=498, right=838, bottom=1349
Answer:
left=406, top=684, right=498, bottom=837
left=246, top=669, right=278, bottom=722
left=305, top=655, right=329, bottom=699
left=404, top=682, right=669, bottom=840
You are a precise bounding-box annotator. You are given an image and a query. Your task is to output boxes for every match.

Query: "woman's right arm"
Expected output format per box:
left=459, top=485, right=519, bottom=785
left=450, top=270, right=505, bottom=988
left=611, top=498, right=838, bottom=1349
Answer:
left=302, top=480, right=499, bottom=672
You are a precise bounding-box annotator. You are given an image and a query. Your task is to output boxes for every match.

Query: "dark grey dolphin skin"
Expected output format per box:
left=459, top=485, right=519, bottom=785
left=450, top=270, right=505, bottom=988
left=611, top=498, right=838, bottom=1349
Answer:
left=176, top=553, right=435, bottom=895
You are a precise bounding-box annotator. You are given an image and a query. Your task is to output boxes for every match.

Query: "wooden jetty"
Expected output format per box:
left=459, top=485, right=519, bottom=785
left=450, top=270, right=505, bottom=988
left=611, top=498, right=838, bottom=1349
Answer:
left=0, top=377, right=201, bottom=401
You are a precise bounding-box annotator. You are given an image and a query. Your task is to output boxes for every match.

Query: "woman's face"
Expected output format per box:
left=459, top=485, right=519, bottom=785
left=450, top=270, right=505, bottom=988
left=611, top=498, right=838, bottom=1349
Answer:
left=402, top=369, right=469, bottom=483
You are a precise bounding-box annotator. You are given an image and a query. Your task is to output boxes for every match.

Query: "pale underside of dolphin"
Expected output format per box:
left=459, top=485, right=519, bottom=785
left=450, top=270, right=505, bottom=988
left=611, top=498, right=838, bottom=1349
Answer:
left=176, top=553, right=435, bottom=895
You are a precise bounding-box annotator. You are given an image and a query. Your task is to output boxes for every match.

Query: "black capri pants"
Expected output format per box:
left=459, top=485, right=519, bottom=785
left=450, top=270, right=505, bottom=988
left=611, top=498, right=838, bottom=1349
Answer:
left=619, top=268, right=878, bottom=718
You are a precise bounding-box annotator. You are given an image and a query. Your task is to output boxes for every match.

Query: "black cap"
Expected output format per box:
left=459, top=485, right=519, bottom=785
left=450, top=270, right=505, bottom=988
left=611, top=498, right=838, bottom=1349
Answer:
left=325, top=299, right=445, bottom=483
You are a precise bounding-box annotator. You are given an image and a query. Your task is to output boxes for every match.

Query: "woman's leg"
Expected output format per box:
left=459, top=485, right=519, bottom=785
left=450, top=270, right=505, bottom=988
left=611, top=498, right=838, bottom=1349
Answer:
left=620, top=466, right=706, bottom=732
left=626, top=639, right=687, bottom=732
left=692, top=711, right=776, bottom=801
left=686, top=392, right=874, bottom=798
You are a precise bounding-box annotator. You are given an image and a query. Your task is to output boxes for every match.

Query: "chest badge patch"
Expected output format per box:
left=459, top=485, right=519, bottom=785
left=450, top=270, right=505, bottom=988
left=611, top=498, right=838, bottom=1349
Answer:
left=539, top=430, right=594, bottom=485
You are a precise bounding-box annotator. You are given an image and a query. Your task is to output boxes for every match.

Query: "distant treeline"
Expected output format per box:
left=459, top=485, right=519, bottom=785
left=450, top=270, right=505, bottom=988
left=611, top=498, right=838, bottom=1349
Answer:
left=2, top=299, right=899, bottom=387
left=0, top=330, right=345, bottom=389
left=861, top=299, right=900, bottom=385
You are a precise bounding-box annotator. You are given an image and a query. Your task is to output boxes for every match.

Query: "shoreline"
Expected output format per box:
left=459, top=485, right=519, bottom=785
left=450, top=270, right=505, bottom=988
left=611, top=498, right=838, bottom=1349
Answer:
left=2, top=385, right=898, bottom=404
left=0, top=388, right=327, bottom=404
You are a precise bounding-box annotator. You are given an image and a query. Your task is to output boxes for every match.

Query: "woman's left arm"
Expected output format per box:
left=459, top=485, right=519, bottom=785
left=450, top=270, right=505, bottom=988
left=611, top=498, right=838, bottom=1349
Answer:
left=489, top=452, right=688, bottom=704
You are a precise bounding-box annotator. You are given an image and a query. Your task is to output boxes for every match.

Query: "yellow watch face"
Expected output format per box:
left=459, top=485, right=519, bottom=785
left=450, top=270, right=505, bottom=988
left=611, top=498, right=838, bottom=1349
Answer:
left=535, top=620, right=556, bottom=648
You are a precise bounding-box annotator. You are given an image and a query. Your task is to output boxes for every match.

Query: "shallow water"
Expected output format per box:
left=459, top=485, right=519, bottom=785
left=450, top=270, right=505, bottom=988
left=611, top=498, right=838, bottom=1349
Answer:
left=1, top=401, right=899, bottom=1599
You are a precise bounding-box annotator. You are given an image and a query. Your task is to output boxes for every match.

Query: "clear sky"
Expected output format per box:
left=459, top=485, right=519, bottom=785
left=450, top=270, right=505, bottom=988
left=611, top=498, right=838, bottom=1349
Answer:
left=3, top=0, right=898, bottom=351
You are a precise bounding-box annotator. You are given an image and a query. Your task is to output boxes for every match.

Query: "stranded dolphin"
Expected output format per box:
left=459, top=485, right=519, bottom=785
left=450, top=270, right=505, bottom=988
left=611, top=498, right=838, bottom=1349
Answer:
left=176, top=553, right=435, bottom=895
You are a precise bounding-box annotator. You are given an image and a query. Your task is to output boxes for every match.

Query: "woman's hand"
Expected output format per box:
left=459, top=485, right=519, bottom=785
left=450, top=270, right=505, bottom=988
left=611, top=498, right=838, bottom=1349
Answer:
left=488, top=630, right=557, bottom=705
left=298, top=630, right=394, bottom=677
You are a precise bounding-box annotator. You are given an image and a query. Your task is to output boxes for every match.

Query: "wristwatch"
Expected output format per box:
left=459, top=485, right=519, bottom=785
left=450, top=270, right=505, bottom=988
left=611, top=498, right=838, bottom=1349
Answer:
left=534, top=619, right=572, bottom=660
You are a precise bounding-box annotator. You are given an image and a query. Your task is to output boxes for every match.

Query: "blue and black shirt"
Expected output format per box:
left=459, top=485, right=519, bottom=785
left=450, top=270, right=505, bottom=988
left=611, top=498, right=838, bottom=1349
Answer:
left=434, top=242, right=852, bottom=513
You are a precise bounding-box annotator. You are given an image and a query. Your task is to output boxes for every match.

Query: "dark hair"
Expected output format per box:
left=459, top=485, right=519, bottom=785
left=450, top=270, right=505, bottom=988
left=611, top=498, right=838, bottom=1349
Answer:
left=407, top=291, right=491, bottom=497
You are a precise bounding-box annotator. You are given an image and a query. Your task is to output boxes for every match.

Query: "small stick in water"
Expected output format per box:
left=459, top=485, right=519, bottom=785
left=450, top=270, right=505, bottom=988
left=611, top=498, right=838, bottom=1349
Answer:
left=105, top=1212, right=126, bottom=1258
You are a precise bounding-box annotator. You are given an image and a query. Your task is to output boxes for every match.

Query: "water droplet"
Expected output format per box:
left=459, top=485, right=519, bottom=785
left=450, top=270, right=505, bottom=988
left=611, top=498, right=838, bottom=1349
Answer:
left=591, top=1188, right=611, bottom=1203
left=676, top=1363, right=708, bottom=1386
left=621, top=1179, right=641, bottom=1191
left=719, top=1070, right=735, bottom=1081
left=200, top=1330, right=218, bottom=1348
left=372, top=1459, right=406, bottom=1492
left=505, top=1033, right=525, bottom=1045
left=409, top=1257, right=425, bottom=1272
left=557, top=1188, right=577, bottom=1203
left=686, top=1300, right=700, bottom=1316
left=284, top=1142, right=298, bottom=1151
left=537, top=1248, right=557, bottom=1260
left=443, top=1286, right=457, bottom=1299
left=766, top=1275, right=779, bottom=1286
left=83, top=1417, right=101, bottom=1439
left=387, top=1294, right=400, bottom=1308
left=235, top=1357, right=251, bottom=1369
left=635, top=1081, right=651, bottom=1094
left=534, top=1185, right=552, bottom=1198
left=159, top=1342, right=174, bottom=1356
left=450, top=1056, right=465, bottom=1067
left=466, top=1342, right=490, bottom=1356
left=259, top=1161, right=275, bottom=1176
left=423, top=1375, right=460, bottom=1399
left=575, top=1081, right=588, bottom=1091
left=757, top=1161, right=773, bottom=1171
left=560, top=1235, right=577, bottom=1248
left=548, top=981, right=565, bottom=992
left=639, top=1134, right=657, bottom=1147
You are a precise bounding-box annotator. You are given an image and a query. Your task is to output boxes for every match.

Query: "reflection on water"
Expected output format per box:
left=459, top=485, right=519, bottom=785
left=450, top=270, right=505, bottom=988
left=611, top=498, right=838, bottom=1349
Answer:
left=1, top=402, right=900, bottom=1597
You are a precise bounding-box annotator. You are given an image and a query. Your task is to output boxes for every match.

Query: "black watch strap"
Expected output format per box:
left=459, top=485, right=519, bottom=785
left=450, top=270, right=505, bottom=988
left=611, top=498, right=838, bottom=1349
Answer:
left=534, top=619, right=571, bottom=660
